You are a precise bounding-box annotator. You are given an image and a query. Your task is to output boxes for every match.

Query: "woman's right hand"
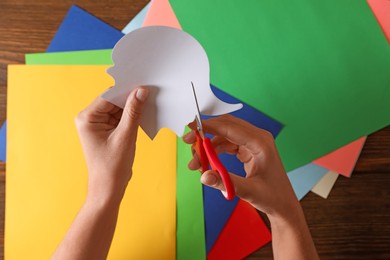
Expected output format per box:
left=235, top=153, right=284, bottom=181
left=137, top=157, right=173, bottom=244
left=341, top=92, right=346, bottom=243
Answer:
left=182, top=114, right=300, bottom=220
left=183, top=115, right=320, bottom=260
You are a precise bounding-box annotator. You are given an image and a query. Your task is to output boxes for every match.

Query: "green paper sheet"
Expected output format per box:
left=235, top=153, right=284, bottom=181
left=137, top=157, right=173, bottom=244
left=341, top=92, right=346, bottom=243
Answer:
left=177, top=132, right=206, bottom=260
left=25, top=50, right=206, bottom=260
left=25, top=50, right=113, bottom=64
left=170, top=0, right=390, bottom=171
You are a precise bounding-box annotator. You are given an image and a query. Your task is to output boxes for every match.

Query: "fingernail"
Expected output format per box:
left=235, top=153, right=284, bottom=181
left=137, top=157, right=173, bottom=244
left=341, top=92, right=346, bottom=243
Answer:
left=136, top=88, right=149, bottom=102
left=183, top=132, right=191, bottom=141
left=201, top=173, right=217, bottom=186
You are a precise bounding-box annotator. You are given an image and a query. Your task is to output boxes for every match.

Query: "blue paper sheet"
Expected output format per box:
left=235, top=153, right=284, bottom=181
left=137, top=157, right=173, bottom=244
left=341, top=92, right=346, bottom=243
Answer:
left=122, top=2, right=150, bottom=34
left=0, top=122, right=6, bottom=162
left=0, top=5, right=126, bottom=162
left=202, top=85, right=283, bottom=253
left=287, top=163, right=328, bottom=200
left=47, top=5, right=124, bottom=52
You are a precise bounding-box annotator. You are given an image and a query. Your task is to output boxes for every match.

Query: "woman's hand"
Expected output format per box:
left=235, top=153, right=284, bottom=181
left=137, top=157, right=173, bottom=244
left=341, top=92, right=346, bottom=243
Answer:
left=75, top=87, right=149, bottom=204
left=183, top=114, right=298, bottom=219
left=183, top=114, right=319, bottom=260
left=52, top=87, right=149, bottom=260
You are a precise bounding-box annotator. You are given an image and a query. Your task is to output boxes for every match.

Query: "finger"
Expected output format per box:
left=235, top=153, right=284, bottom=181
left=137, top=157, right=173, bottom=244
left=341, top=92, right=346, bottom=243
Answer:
left=76, top=98, right=116, bottom=132
left=188, top=144, right=202, bottom=170
left=116, top=87, right=149, bottom=139
left=188, top=157, right=201, bottom=171
left=86, top=94, right=121, bottom=115
left=211, top=136, right=238, bottom=155
left=186, top=124, right=239, bottom=154
left=200, top=170, right=226, bottom=190
left=201, top=115, right=273, bottom=153
left=200, top=170, right=253, bottom=200
left=188, top=121, right=198, bottom=131
left=182, top=130, right=196, bottom=144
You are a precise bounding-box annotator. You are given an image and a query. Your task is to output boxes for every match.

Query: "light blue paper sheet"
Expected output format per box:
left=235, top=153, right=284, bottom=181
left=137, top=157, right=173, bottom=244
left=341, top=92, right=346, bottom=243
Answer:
left=287, top=163, right=328, bottom=200
left=122, top=2, right=150, bottom=34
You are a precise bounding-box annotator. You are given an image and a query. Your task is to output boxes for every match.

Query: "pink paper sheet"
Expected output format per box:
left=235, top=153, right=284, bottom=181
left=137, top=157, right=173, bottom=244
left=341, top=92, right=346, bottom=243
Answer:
left=367, top=0, right=390, bottom=44
left=313, top=137, right=367, bottom=177
left=143, top=0, right=181, bottom=28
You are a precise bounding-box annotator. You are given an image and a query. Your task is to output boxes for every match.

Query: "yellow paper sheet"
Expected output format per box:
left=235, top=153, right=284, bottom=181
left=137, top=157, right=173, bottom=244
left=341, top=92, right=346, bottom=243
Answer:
left=6, top=65, right=176, bottom=259
left=311, top=171, right=339, bottom=199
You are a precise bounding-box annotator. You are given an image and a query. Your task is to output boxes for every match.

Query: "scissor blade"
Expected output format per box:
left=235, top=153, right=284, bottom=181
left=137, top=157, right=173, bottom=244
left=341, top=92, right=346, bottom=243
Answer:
left=191, top=82, right=204, bottom=137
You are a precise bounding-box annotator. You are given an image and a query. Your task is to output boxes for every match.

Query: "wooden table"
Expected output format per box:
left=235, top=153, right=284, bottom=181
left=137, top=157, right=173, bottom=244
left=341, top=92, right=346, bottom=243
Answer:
left=1, top=1, right=389, bottom=259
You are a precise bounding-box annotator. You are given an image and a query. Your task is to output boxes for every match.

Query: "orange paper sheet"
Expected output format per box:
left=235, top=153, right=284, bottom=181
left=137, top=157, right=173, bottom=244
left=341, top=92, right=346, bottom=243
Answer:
left=367, top=0, right=390, bottom=44
left=6, top=65, right=176, bottom=259
left=143, top=0, right=181, bottom=28
left=313, top=137, right=367, bottom=177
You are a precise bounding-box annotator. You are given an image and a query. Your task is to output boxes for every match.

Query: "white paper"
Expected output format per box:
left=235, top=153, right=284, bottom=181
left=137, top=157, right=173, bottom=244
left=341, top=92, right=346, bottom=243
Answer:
left=311, top=171, right=339, bottom=199
left=102, top=26, right=242, bottom=139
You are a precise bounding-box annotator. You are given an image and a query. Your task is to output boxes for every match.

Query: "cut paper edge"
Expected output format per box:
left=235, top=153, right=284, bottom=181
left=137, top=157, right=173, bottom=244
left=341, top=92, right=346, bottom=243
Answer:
left=103, top=25, right=242, bottom=139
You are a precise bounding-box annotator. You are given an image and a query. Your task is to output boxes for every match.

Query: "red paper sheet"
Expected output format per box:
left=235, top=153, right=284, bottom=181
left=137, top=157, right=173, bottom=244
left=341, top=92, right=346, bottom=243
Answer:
left=313, top=137, right=367, bottom=177
left=367, top=0, right=390, bottom=44
left=208, top=200, right=271, bottom=260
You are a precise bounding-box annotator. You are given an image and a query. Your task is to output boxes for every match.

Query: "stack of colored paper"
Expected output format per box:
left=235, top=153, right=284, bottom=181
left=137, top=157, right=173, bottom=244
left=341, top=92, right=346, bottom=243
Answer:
left=3, top=0, right=390, bottom=259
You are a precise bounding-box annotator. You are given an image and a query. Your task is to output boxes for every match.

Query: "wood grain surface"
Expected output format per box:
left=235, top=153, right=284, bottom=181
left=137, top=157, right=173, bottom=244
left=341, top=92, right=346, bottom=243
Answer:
left=0, top=1, right=389, bottom=259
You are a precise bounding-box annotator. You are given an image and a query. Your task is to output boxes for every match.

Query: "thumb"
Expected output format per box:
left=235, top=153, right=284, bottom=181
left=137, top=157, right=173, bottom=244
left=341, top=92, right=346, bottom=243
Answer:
left=200, top=170, right=251, bottom=200
left=117, top=87, right=149, bottom=138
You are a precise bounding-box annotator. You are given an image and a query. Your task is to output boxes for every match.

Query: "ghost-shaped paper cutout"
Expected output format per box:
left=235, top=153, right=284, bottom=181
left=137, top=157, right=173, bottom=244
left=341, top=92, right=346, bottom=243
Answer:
left=102, top=26, right=242, bottom=139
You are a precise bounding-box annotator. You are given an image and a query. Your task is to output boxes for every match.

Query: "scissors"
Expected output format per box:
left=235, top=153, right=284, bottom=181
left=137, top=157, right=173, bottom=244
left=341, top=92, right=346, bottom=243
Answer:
left=190, top=82, right=235, bottom=200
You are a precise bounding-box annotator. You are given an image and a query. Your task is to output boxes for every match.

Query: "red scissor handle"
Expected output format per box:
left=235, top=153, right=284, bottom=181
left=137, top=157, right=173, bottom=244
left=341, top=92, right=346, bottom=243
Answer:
left=192, top=131, right=235, bottom=200
left=192, top=131, right=209, bottom=173
left=202, top=137, right=235, bottom=200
